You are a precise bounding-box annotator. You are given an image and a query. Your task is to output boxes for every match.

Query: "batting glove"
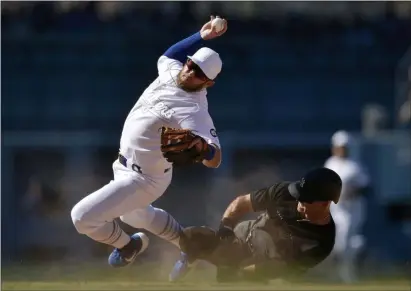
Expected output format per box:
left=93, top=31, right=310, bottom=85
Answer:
left=217, top=221, right=235, bottom=240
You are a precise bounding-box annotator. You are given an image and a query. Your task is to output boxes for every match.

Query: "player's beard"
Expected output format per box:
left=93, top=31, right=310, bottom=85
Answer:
left=177, top=72, right=206, bottom=92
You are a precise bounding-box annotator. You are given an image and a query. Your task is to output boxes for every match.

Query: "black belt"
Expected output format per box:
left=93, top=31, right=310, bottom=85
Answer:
left=118, top=154, right=170, bottom=174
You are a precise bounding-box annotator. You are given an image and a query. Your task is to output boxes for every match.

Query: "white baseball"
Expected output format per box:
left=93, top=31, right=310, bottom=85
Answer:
left=211, top=18, right=225, bottom=33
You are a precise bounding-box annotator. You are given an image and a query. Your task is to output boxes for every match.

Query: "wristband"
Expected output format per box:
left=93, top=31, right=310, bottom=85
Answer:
left=220, top=217, right=235, bottom=230
left=204, top=144, right=216, bottom=161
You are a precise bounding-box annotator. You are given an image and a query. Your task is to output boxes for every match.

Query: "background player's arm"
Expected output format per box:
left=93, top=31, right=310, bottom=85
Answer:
left=325, top=159, right=371, bottom=199
left=221, top=184, right=279, bottom=228
left=350, top=164, right=371, bottom=198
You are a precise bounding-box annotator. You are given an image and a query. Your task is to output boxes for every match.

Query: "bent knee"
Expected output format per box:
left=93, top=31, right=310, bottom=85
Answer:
left=71, top=201, right=97, bottom=234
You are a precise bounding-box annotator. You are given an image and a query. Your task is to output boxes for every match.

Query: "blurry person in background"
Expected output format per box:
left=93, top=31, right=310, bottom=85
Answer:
left=324, top=130, right=371, bottom=283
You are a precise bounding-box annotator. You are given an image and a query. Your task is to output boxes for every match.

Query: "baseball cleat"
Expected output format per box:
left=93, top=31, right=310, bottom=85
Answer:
left=108, top=232, right=149, bottom=268
left=169, top=252, right=195, bottom=282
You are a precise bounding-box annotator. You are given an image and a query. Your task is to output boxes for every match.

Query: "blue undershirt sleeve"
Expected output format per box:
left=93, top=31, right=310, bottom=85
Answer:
left=163, top=32, right=204, bottom=63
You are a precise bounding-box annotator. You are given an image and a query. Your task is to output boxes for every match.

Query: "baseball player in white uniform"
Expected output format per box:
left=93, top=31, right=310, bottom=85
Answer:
left=71, top=16, right=228, bottom=269
left=324, top=130, right=370, bottom=283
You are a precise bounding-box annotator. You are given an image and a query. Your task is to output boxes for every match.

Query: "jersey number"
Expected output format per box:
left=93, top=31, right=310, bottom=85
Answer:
left=154, top=102, right=174, bottom=119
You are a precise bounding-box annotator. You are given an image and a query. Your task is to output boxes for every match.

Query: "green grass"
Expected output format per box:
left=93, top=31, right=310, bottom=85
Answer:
left=2, top=281, right=410, bottom=291
left=2, top=263, right=409, bottom=291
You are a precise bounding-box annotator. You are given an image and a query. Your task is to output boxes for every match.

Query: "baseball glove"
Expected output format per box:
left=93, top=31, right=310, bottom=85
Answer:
left=160, top=126, right=211, bottom=166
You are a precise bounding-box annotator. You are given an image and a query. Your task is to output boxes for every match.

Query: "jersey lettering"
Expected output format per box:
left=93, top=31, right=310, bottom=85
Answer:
left=119, top=56, right=219, bottom=172
left=154, top=102, right=175, bottom=119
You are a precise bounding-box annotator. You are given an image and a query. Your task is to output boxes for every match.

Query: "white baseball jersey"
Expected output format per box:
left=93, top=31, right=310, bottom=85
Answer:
left=324, top=156, right=369, bottom=204
left=119, top=56, right=220, bottom=174
left=325, top=156, right=370, bottom=281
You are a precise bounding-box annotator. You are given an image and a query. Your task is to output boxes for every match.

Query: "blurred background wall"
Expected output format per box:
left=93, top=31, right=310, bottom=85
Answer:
left=2, top=1, right=411, bottom=281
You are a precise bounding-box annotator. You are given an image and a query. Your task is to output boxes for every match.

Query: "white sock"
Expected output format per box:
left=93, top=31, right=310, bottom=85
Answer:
left=90, top=220, right=131, bottom=249
left=145, top=207, right=182, bottom=248
left=120, top=206, right=182, bottom=248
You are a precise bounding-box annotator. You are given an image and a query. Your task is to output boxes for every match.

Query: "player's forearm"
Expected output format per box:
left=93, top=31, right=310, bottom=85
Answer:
left=163, top=32, right=205, bottom=63
left=221, top=194, right=253, bottom=228
left=202, top=145, right=221, bottom=168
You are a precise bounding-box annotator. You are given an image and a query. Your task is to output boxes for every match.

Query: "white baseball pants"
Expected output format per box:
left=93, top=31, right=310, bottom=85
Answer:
left=331, top=197, right=366, bottom=282
left=71, top=160, right=178, bottom=249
